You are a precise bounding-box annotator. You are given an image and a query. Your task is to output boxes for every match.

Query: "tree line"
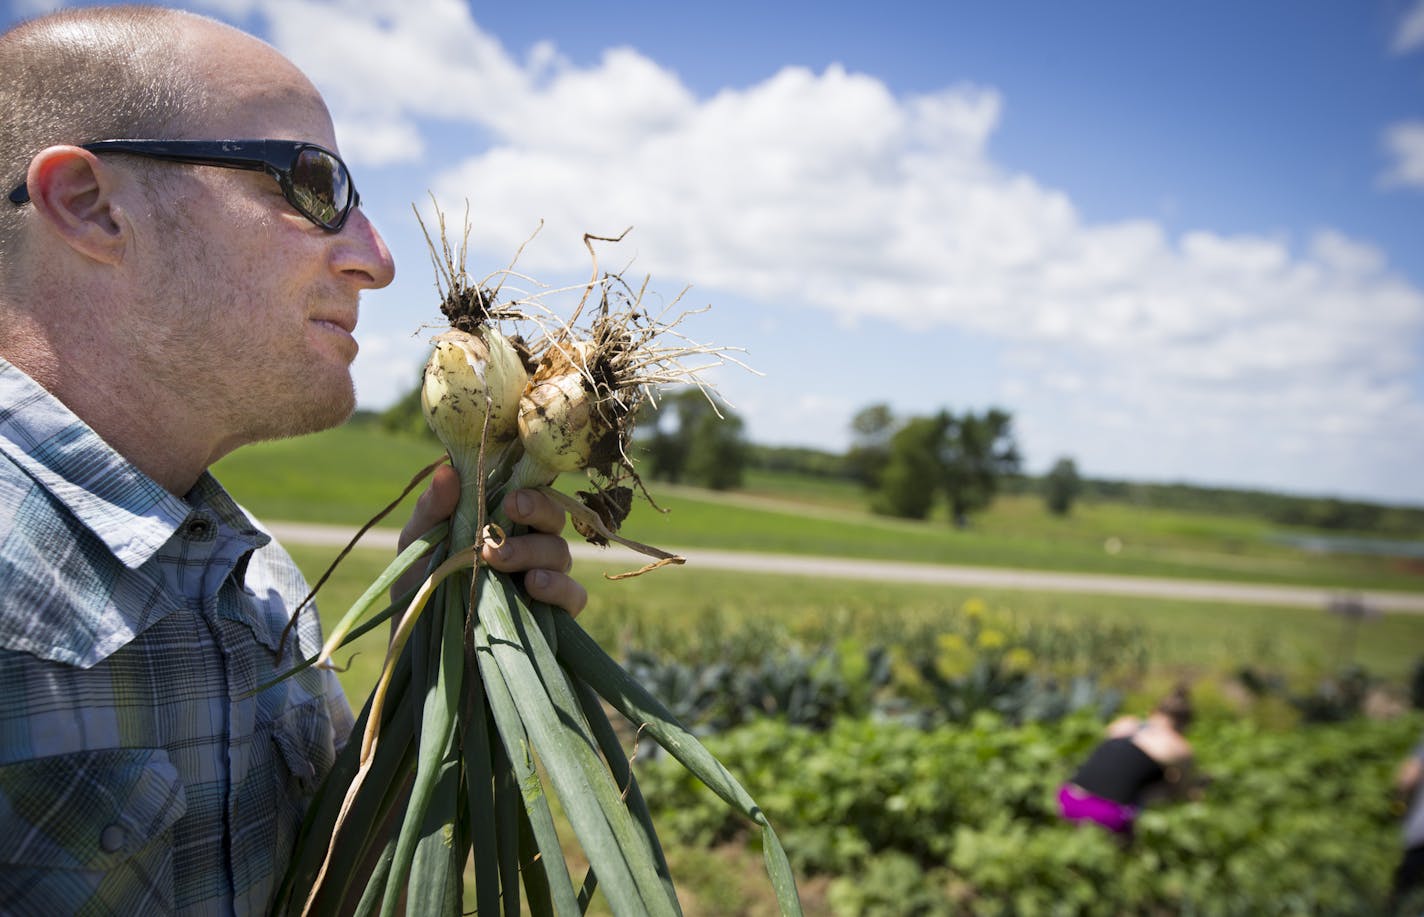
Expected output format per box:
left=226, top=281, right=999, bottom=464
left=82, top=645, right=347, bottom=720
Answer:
left=373, top=381, right=1424, bottom=535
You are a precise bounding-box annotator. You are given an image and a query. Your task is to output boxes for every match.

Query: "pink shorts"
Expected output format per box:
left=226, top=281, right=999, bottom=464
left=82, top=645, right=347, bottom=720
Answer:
left=1057, top=783, right=1136, bottom=834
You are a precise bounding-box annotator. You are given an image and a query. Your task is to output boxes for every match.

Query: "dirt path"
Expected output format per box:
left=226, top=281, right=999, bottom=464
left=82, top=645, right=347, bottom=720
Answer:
left=264, top=521, right=1424, bottom=615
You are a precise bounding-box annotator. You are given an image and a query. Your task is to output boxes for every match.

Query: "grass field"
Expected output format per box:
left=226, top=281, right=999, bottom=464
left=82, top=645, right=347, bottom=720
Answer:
left=247, top=424, right=1424, bottom=914
left=286, top=542, right=1424, bottom=716
left=218, top=419, right=1424, bottom=713
left=216, top=422, right=1424, bottom=594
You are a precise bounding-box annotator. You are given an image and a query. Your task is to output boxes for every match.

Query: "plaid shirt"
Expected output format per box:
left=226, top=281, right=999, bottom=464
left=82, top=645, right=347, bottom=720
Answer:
left=0, top=359, right=354, bottom=916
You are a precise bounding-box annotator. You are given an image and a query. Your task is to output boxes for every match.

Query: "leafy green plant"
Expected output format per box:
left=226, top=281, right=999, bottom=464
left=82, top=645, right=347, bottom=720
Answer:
left=637, top=711, right=1422, bottom=915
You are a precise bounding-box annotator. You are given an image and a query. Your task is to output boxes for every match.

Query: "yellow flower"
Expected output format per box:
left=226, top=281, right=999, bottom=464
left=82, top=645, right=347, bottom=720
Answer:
left=936, top=633, right=968, bottom=654
left=960, top=597, right=988, bottom=620
left=934, top=633, right=974, bottom=680
left=976, top=628, right=1006, bottom=650
left=1002, top=647, right=1035, bottom=674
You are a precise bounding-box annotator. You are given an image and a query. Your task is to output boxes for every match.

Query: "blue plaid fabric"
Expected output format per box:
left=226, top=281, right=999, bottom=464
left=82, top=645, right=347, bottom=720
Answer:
left=0, top=359, right=354, bottom=915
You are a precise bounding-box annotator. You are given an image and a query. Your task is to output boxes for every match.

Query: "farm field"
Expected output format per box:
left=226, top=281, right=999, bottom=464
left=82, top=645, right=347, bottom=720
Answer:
left=286, top=543, right=1424, bottom=916
left=286, top=544, right=1424, bottom=716
left=216, top=422, right=1424, bottom=594
left=225, top=422, right=1424, bottom=914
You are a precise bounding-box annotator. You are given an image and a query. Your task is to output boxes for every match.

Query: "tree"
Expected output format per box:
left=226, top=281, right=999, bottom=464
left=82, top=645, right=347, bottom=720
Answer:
left=870, top=416, right=945, bottom=520
left=379, top=364, right=436, bottom=439
left=846, top=402, right=897, bottom=489
left=685, top=409, right=747, bottom=490
left=637, top=387, right=747, bottom=490
left=937, top=408, right=1021, bottom=526
left=1044, top=456, right=1082, bottom=516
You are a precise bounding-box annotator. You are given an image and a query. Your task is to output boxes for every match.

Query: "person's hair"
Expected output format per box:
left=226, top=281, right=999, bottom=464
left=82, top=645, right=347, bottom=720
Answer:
left=0, top=5, right=210, bottom=263
left=1154, top=683, right=1194, bottom=733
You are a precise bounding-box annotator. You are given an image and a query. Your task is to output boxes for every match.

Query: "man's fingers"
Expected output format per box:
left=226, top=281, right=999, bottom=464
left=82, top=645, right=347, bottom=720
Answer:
left=392, top=479, right=589, bottom=617
left=480, top=532, right=587, bottom=618
left=400, top=464, right=460, bottom=551
left=393, top=464, right=459, bottom=602
left=481, top=532, right=572, bottom=575
left=521, top=569, right=589, bottom=619
left=501, top=488, right=567, bottom=536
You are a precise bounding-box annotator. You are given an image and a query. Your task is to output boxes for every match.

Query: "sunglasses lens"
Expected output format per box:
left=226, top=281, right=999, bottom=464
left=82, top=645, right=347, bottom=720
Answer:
left=290, top=147, right=351, bottom=228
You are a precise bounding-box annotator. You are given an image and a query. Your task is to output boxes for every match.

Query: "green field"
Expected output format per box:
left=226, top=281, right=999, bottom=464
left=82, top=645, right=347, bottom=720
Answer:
left=236, top=423, right=1424, bottom=914
left=217, top=422, right=1424, bottom=594
left=289, top=544, right=1424, bottom=711
left=217, top=420, right=1424, bottom=705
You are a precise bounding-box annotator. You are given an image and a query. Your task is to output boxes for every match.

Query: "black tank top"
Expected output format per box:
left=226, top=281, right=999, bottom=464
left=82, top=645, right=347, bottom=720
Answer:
left=1070, top=736, right=1165, bottom=805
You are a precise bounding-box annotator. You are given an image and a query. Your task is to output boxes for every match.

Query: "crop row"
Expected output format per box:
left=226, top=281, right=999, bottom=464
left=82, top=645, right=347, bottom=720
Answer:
left=635, top=711, right=1423, bottom=916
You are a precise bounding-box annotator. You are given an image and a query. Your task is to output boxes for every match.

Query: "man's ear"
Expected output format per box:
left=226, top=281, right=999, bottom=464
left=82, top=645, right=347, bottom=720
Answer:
left=22, top=146, right=130, bottom=266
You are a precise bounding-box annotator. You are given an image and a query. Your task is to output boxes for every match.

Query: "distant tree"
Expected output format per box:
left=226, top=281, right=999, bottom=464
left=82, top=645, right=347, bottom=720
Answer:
left=637, top=387, right=746, bottom=489
left=1044, top=456, right=1082, bottom=516
left=685, top=409, right=747, bottom=490
left=871, top=416, right=944, bottom=520
left=846, top=403, right=897, bottom=489
left=633, top=396, right=688, bottom=482
left=379, top=364, right=435, bottom=439
left=937, top=408, right=1020, bottom=526
left=745, top=445, right=846, bottom=478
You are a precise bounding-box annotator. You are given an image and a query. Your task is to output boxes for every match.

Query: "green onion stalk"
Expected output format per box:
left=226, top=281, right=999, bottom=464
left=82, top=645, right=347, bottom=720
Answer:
left=270, top=217, right=801, bottom=916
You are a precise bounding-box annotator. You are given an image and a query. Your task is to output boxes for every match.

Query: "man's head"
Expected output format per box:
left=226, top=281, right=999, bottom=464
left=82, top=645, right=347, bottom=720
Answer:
left=0, top=6, right=395, bottom=489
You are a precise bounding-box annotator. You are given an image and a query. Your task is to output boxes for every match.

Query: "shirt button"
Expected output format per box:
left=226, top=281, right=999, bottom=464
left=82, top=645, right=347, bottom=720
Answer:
left=185, top=517, right=214, bottom=539
left=99, top=824, right=127, bottom=853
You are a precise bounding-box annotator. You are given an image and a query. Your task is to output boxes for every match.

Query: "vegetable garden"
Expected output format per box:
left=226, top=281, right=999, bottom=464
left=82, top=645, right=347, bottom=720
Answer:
left=274, top=534, right=1424, bottom=915
left=217, top=338, right=1424, bottom=914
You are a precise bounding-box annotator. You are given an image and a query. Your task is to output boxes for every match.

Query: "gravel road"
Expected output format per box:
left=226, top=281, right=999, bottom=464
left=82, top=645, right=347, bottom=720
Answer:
left=265, top=521, right=1424, bottom=615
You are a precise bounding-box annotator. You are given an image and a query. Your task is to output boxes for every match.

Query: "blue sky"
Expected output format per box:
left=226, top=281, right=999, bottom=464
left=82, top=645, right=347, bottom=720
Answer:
left=7, top=0, right=1424, bottom=506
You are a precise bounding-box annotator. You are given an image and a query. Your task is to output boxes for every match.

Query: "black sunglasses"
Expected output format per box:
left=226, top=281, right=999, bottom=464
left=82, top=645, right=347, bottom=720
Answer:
left=7, top=138, right=360, bottom=232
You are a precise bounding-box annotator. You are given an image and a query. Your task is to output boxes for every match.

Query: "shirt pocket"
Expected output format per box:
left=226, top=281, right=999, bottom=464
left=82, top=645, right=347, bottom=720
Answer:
left=0, top=748, right=187, bottom=916
left=268, top=698, right=338, bottom=862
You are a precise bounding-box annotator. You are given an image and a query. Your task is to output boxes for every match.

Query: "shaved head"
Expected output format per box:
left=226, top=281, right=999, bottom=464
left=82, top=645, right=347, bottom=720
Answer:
left=0, top=6, right=302, bottom=262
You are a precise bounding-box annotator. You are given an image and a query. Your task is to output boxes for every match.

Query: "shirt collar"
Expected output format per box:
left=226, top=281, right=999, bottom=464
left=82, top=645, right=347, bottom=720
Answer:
left=0, top=359, right=268, bottom=569
left=0, top=361, right=276, bottom=668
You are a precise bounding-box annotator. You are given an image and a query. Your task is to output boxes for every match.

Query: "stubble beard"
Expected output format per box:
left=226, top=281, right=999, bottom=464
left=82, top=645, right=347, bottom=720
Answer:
left=144, top=188, right=361, bottom=447
left=247, top=366, right=357, bottom=444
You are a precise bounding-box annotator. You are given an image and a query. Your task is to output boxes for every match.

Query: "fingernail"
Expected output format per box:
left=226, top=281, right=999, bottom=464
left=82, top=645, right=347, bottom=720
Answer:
left=514, top=490, right=534, bottom=518
left=527, top=569, right=548, bottom=589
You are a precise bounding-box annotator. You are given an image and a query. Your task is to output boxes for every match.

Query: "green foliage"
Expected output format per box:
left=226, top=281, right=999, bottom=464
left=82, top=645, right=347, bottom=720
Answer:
left=622, top=644, right=869, bottom=733
left=377, top=363, right=437, bottom=439
left=859, top=405, right=1022, bottom=524
left=871, top=416, right=944, bottom=519
left=1236, top=662, right=1386, bottom=723
left=744, top=444, right=848, bottom=479
left=637, top=387, right=749, bottom=490
left=1044, top=456, right=1082, bottom=517
left=827, top=851, right=958, bottom=916
left=602, top=595, right=1143, bottom=780
left=683, top=408, right=747, bottom=491
left=637, top=712, right=1423, bottom=916
left=845, top=402, right=896, bottom=489
left=937, top=408, right=1021, bottom=524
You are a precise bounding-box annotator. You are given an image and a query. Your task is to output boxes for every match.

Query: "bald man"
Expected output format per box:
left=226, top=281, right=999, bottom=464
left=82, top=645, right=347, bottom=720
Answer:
left=0, top=6, right=584, bottom=913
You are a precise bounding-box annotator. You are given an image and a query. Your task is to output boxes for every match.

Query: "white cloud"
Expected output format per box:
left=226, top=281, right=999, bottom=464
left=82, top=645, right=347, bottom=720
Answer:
left=1394, top=0, right=1424, bottom=54
left=244, top=1, right=1424, bottom=502
left=239, top=0, right=534, bottom=166
left=1381, top=121, right=1424, bottom=191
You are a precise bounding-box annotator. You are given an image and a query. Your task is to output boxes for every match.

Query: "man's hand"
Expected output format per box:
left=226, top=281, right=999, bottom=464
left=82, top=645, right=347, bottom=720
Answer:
left=395, top=464, right=589, bottom=617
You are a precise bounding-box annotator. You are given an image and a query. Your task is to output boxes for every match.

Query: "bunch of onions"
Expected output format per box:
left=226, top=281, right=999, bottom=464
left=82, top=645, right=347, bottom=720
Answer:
left=270, top=216, right=801, bottom=916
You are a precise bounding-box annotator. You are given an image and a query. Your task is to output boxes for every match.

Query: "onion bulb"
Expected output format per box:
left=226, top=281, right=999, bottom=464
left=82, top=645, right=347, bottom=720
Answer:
left=421, top=328, right=528, bottom=462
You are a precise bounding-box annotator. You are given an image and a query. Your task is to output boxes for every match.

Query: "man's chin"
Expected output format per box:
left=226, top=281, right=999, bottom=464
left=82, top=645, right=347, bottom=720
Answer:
left=251, top=382, right=356, bottom=444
